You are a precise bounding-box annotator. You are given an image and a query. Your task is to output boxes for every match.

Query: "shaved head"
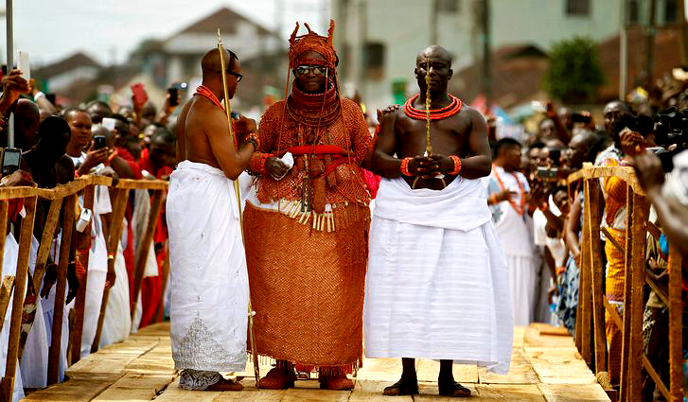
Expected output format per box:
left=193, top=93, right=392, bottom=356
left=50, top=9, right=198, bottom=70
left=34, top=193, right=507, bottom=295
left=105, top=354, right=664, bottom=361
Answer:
left=416, top=45, right=452, bottom=67
left=201, top=48, right=238, bottom=79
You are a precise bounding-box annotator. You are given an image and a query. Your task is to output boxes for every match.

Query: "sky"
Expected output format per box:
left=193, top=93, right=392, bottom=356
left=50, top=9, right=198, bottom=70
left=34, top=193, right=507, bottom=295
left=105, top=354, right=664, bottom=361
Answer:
left=0, top=0, right=329, bottom=67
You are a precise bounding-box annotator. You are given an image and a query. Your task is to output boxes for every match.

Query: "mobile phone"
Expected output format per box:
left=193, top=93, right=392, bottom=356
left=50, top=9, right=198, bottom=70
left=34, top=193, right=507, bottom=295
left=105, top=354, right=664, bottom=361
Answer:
left=17, top=50, right=30, bottom=81
left=1, top=65, right=6, bottom=76
left=46, top=93, right=56, bottom=105
left=102, top=117, right=116, bottom=132
left=93, top=135, right=107, bottom=150
left=130, top=83, right=148, bottom=106
left=536, top=166, right=558, bottom=181
left=1, top=148, right=22, bottom=176
left=168, top=87, right=179, bottom=107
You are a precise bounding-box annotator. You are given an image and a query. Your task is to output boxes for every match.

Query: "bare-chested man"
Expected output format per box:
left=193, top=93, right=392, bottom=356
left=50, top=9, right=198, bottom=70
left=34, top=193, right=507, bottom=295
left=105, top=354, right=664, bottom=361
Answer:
left=166, top=48, right=255, bottom=391
left=364, top=45, right=514, bottom=397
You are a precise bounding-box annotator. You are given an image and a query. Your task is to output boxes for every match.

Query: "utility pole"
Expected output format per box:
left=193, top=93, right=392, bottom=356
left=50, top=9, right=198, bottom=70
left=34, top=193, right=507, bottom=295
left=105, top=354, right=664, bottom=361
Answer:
left=646, top=0, right=657, bottom=81
left=482, top=0, right=491, bottom=108
left=430, top=0, right=439, bottom=44
left=620, top=0, right=628, bottom=99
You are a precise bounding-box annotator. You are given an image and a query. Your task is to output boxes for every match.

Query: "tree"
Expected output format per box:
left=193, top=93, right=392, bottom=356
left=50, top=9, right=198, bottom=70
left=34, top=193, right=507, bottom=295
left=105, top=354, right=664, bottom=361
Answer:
left=544, top=36, right=605, bottom=104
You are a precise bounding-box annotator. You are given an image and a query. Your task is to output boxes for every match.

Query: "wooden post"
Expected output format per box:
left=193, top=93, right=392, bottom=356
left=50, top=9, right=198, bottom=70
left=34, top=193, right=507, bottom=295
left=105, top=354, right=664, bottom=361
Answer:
left=17, top=198, right=63, bottom=363
left=619, top=186, right=634, bottom=402
left=69, top=184, right=95, bottom=364
left=155, top=241, right=170, bottom=323
left=627, top=193, right=649, bottom=402
left=668, top=246, right=683, bottom=402
left=91, top=188, right=129, bottom=353
left=0, top=196, right=37, bottom=400
left=578, top=178, right=593, bottom=366
left=47, top=194, right=76, bottom=385
left=129, top=189, right=163, bottom=330
left=585, top=179, right=607, bottom=374
left=0, top=200, right=9, bottom=279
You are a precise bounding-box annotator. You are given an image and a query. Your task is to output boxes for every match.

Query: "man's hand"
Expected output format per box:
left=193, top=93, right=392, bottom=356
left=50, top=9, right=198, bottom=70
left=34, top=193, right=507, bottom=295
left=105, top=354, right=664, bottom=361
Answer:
left=265, top=157, right=289, bottom=179
left=105, top=267, right=117, bottom=290
left=79, top=146, right=109, bottom=175
left=545, top=102, right=558, bottom=119
left=40, top=263, right=58, bottom=299
left=0, top=69, right=30, bottom=112
left=495, top=189, right=517, bottom=203
left=632, top=151, right=665, bottom=192
left=376, top=104, right=400, bottom=122
left=0, top=170, right=35, bottom=187
left=408, top=156, right=436, bottom=178
left=422, top=154, right=454, bottom=177
left=619, top=128, right=645, bottom=157
left=97, top=166, right=120, bottom=186
left=233, top=114, right=257, bottom=144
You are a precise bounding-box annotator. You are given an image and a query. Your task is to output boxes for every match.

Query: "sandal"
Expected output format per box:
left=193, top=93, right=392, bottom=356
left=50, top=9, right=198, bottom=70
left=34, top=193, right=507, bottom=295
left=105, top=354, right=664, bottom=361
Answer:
left=257, top=367, right=297, bottom=389
left=319, top=375, right=354, bottom=390
left=205, top=377, right=243, bottom=391
left=438, top=381, right=471, bottom=397
left=383, top=380, right=419, bottom=396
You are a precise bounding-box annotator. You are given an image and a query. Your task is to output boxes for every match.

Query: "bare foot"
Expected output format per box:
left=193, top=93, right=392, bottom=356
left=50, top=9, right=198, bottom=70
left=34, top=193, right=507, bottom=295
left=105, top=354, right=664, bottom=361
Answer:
left=205, top=377, right=243, bottom=391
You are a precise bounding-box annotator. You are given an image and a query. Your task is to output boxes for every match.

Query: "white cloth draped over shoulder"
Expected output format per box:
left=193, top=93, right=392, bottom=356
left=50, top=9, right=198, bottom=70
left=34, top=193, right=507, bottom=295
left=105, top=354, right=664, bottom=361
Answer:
left=166, top=161, right=248, bottom=373
left=364, top=177, right=513, bottom=375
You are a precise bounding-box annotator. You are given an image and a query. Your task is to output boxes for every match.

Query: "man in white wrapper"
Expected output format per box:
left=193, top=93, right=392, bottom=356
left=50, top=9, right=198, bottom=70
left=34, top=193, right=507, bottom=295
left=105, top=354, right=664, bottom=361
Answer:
left=484, top=138, right=538, bottom=326
left=167, top=48, right=257, bottom=391
left=366, top=45, right=513, bottom=398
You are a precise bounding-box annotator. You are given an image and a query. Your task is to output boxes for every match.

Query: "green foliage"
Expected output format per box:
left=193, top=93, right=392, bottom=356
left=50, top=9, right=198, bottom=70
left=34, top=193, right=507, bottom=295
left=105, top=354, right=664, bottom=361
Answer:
left=544, top=36, right=605, bottom=103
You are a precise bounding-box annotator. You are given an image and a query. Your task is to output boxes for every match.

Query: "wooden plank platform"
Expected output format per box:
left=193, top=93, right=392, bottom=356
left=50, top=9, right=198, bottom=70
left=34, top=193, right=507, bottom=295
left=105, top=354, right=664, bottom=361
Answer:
left=22, top=323, right=610, bottom=401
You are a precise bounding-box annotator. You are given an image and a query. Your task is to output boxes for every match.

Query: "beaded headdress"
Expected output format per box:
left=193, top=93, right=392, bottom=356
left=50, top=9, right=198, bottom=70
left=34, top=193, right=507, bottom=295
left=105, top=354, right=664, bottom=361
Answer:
left=288, top=20, right=337, bottom=69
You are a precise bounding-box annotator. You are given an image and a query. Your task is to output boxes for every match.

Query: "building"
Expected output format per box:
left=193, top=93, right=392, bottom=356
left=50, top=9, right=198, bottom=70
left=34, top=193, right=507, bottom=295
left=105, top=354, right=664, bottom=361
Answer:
left=33, top=52, right=102, bottom=95
left=136, top=6, right=287, bottom=108
left=331, top=0, right=682, bottom=110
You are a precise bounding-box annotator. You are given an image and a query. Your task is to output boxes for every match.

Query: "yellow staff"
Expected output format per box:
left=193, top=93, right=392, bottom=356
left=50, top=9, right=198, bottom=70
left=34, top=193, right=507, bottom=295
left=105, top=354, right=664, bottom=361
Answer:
left=412, top=56, right=446, bottom=189
left=217, top=29, right=260, bottom=388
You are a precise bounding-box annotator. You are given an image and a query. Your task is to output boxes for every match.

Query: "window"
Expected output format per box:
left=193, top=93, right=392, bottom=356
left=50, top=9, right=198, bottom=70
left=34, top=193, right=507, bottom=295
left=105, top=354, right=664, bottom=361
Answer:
left=362, top=42, right=385, bottom=80
left=566, top=0, right=590, bottom=16
left=437, top=0, right=460, bottom=13
left=665, top=0, right=679, bottom=24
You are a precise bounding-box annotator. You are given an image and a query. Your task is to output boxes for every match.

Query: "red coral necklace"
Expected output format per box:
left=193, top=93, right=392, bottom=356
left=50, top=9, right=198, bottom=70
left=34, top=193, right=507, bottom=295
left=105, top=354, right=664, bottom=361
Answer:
left=403, top=94, right=463, bottom=120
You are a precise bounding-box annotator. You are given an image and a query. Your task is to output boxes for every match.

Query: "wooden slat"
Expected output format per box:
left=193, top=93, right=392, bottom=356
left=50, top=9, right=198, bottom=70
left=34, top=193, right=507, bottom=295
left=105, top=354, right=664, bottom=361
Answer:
left=0, top=276, right=14, bottom=334
left=578, top=180, right=592, bottom=366
left=70, top=183, right=96, bottom=365
left=115, top=178, right=169, bottom=191
left=130, top=190, right=164, bottom=328
left=603, top=297, right=623, bottom=331
left=17, top=197, right=64, bottom=364
left=47, top=194, right=76, bottom=385
left=619, top=187, right=634, bottom=402
left=626, top=192, right=650, bottom=402
left=641, top=354, right=670, bottom=401
left=567, top=166, right=645, bottom=196
left=600, top=227, right=623, bottom=253
left=0, top=201, right=9, bottom=279
left=586, top=179, right=607, bottom=375
left=645, top=276, right=669, bottom=307
left=91, top=188, right=130, bottom=353
left=668, top=248, right=684, bottom=402
left=0, top=196, right=37, bottom=400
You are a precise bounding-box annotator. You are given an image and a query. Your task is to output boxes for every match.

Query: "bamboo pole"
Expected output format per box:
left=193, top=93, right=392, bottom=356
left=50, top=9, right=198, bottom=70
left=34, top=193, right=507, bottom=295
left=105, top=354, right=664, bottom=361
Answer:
left=129, top=189, right=163, bottom=330
left=91, top=188, right=129, bottom=353
left=47, top=194, right=76, bottom=385
left=0, top=200, right=9, bottom=279
left=1, top=195, right=36, bottom=399
left=69, top=184, right=95, bottom=364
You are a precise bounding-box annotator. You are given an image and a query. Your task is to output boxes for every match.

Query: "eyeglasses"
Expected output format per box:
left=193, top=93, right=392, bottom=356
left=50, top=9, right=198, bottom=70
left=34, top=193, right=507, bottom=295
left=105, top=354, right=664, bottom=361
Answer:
left=294, top=65, right=327, bottom=76
left=218, top=67, right=243, bottom=82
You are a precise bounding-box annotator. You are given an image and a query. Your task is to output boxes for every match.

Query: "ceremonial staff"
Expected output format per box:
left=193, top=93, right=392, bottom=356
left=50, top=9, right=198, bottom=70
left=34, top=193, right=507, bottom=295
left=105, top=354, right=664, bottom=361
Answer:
left=217, top=29, right=260, bottom=388
left=412, top=57, right=447, bottom=189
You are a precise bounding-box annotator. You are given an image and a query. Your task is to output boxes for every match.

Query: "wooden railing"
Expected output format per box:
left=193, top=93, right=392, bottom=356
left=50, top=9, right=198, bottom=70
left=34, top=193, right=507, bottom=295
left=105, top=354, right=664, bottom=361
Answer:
left=568, top=166, right=684, bottom=402
left=0, top=175, right=168, bottom=400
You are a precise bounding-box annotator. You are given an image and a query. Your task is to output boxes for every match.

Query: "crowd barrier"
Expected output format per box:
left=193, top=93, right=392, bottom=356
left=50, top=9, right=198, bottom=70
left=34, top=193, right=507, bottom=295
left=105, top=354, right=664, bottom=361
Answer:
left=0, top=175, right=168, bottom=400
left=568, top=166, right=684, bottom=402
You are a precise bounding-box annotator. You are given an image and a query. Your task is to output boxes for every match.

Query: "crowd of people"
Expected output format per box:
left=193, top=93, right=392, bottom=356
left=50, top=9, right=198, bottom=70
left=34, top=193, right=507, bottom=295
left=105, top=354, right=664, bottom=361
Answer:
left=0, top=18, right=686, bottom=402
left=0, top=60, right=179, bottom=401
left=485, top=76, right=688, bottom=400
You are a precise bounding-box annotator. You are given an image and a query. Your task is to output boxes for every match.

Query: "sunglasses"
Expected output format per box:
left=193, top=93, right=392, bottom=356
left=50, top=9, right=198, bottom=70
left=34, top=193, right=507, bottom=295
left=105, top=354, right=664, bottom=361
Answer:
left=294, top=65, right=328, bottom=76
